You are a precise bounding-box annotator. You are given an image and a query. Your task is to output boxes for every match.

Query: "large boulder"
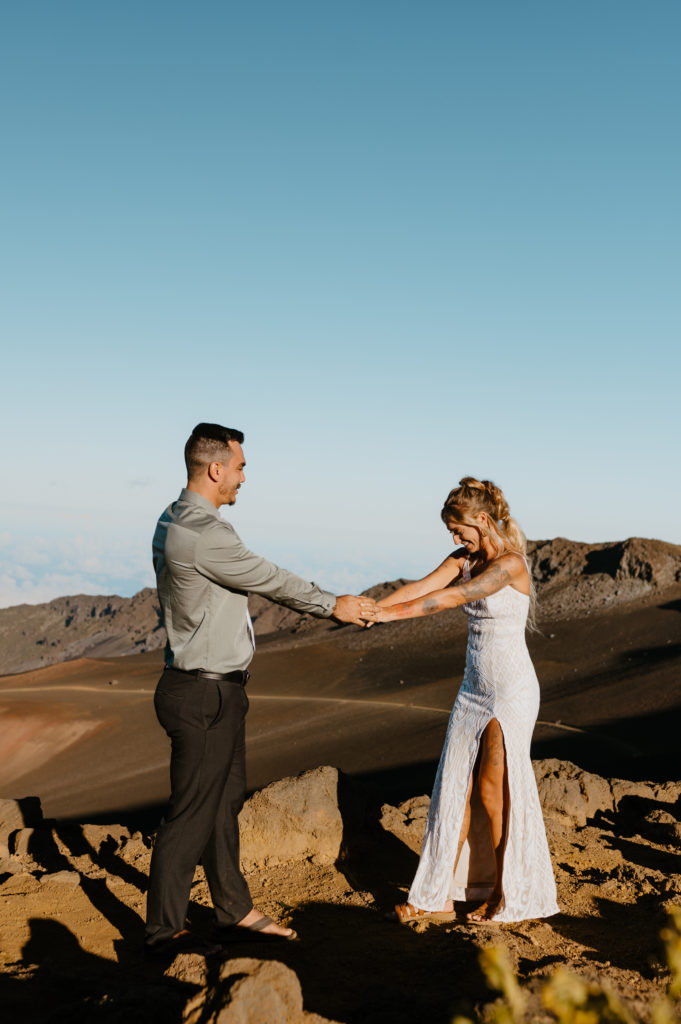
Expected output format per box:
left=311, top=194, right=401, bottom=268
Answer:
left=238, top=766, right=343, bottom=871
left=183, top=957, right=340, bottom=1024
left=533, top=759, right=614, bottom=827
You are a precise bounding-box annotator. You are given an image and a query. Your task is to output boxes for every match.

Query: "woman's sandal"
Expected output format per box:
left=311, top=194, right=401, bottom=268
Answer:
left=392, top=902, right=457, bottom=924
left=466, top=899, right=501, bottom=924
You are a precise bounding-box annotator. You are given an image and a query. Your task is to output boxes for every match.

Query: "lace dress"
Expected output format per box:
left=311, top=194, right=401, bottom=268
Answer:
left=408, top=564, right=559, bottom=922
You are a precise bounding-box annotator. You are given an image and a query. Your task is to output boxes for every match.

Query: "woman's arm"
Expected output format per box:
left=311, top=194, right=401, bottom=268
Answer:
left=370, top=553, right=527, bottom=622
left=378, top=553, right=464, bottom=607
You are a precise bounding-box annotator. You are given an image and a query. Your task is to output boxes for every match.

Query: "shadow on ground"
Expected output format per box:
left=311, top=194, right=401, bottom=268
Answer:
left=0, top=918, right=197, bottom=1023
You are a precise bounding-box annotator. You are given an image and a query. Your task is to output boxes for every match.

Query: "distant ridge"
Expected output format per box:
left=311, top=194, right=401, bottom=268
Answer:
left=0, top=536, right=679, bottom=677
left=526, top=536, right=681, bottom=618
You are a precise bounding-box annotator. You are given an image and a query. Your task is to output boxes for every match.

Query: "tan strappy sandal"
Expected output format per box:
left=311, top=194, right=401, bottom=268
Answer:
left=393, top=902, right=457, bottom=924
left=466, top=898, right=502, bottom=924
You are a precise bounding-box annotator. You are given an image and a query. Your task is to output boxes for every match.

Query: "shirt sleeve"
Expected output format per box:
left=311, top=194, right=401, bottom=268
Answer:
left=194, top=521, right=337, bottom=617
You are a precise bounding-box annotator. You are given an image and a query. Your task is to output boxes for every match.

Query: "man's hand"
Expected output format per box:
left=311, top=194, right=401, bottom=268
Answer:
left=332, top=594, right=379, bottom=627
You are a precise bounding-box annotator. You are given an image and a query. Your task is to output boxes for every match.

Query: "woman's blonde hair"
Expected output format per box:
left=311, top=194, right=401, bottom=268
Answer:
left=441, top=476, right=537, bottom=626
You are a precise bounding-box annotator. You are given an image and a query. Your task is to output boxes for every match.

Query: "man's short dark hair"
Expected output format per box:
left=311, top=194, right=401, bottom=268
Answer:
left=184, top=423, right=245, bottom=478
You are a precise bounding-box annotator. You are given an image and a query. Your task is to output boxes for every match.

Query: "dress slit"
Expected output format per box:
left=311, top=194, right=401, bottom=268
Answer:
left=455, top=717, right=511, bottom=905
left=450, top=714, right=510, bottom=906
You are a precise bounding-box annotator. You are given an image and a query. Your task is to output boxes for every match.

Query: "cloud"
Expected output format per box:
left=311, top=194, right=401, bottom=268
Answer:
left=0, top=529, right=155, bottom=609
left=0, top=502, right=448, bottom=608
left=0, top=572, right=118, bottom=608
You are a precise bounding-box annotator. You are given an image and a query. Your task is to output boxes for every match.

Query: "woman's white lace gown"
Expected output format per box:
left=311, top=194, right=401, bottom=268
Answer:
left=408, top=579, right=559, bottom=922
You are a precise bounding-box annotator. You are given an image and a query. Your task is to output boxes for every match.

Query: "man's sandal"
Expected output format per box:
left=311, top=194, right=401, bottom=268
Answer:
left=144, top=929, right=223, bottom=962
left=393, top=903, right=457, bottom=924
left=216, top=914, right=297, bottom=943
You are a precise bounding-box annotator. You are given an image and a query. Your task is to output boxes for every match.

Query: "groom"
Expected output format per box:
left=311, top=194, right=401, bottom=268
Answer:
left=144, top=422, right=375, bottom=959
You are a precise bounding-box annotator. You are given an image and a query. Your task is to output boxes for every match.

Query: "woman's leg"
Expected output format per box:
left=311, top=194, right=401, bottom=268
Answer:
left=467, top=717, right=509, bottom=922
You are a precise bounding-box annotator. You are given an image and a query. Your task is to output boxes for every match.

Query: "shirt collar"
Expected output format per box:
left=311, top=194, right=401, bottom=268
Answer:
left=178, top=487, right=221, bottom=518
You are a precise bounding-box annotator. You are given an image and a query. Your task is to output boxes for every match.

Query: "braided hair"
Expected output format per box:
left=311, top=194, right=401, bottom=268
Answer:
left=440, top=476, right=535, bottom=625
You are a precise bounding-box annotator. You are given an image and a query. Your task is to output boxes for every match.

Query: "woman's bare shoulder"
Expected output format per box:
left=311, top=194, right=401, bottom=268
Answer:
left=498, top=550, right=526, bottom=568
left=496, top=551, right=530, bottom=591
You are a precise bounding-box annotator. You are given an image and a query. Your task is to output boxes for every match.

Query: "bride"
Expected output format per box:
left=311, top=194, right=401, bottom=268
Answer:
left=368, top=477, right=558, bottom=924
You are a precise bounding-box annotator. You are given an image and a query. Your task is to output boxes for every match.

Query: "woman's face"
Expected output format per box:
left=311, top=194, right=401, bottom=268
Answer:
left=447, top=519, right=482, bottom=553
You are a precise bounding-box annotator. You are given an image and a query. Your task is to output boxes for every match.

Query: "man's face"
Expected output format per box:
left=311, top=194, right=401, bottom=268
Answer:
left=216, top=441, right=246, bottom=506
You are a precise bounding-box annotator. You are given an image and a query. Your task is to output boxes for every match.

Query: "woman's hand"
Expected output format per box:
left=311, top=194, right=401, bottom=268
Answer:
left=364, top=604, right=398, bottom=623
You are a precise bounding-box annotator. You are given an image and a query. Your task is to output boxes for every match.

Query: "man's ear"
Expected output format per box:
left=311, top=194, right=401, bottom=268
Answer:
left=207, top=461, right=222, bottom=483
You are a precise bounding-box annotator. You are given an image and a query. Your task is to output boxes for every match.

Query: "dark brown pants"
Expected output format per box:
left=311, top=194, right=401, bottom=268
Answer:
left=145, top=668, right=253, bottom=944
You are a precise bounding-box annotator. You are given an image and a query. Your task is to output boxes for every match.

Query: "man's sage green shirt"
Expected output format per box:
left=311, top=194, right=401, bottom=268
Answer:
left=153, top=488, right=336, bottom=673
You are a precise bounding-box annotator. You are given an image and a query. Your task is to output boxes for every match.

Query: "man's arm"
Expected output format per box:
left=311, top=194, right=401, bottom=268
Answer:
left=195, top=522, right=373, bottom=623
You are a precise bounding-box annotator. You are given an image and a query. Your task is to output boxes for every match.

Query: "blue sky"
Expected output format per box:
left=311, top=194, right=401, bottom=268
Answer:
left=1, top=1, right=679, bottom=606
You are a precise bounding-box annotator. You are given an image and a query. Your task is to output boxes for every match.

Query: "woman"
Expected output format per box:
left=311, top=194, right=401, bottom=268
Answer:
left=369, top=477, right=558, bottom=924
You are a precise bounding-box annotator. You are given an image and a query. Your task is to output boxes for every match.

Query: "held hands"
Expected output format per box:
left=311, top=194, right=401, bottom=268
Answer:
left=332, top=594, right=381, bottom=627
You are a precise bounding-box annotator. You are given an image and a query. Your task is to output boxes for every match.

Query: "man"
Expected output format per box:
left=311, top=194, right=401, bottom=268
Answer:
left=145, top=422, right=375, bottom=959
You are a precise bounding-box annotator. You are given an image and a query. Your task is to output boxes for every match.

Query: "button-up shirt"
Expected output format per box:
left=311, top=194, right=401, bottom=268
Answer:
left=153, top=488, right=336, bottom=673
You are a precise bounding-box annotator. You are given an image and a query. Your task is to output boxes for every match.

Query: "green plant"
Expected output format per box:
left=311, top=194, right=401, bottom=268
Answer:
left=452, top=906, right=681, bottom=1024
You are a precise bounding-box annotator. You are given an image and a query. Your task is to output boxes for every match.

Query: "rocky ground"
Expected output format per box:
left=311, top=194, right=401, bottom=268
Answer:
left=0, top=762, right=680, bottom=1023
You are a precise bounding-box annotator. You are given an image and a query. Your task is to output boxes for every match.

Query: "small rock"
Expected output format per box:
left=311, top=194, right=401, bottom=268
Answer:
left=9, top=827, right=60, bottom=868
left=610, top=779, right=657, bottom=810
left=184, top=956, right=340, bottom=1024
left=118, top=836, right=152, bottom=868
left=642, top=809, right=681, bottom=847
left=380, top=795, right=430, bottom=853
left=652, top=781, right=681, bottom=806
left=39, top=870, right=81, bottom=887
left=0, top=855, right=26, bottom=876
left=81, top=824, right=131, bottom=853
left=164, top=952, right=208, bottom=986
left=0, top=797, right=43, bottom=845
left=0, top=872, right=42, bottom=894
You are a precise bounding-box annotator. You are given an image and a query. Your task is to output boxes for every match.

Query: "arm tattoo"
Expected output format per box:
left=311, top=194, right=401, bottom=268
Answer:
left=456, top=562, right=513, bottom=603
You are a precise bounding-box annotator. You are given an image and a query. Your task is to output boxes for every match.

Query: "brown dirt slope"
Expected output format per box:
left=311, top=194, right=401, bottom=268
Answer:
left=0, top=576, right=679, bottom=823
left=1, top=536, right=679, bottom=675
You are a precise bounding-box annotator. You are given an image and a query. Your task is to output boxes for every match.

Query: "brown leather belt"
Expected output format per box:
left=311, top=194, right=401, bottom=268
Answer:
left=165, top=666, right=250, bottom=686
